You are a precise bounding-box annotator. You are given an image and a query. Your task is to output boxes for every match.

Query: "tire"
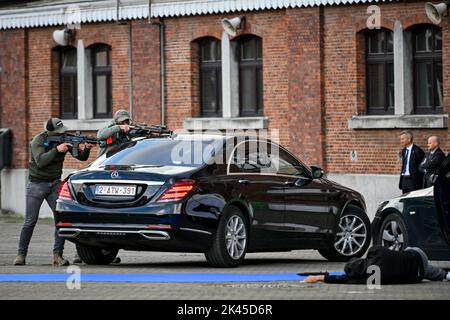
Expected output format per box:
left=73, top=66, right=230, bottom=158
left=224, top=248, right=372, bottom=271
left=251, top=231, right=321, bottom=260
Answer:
left=376, top=213, right=408, bottom=251
left=205, top=205, right=248, bottom=268
left=319, top=205, right=371, bottom=262
left=76, top=243, right=119, bottom=265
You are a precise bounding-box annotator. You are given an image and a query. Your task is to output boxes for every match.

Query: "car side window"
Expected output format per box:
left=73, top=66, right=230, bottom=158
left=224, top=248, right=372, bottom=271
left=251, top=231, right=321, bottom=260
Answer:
left=229, top=140, right=271, bottom=174
left=228, top=140, right=309, bottom=177
left=269, top=146, right=309, bottom=177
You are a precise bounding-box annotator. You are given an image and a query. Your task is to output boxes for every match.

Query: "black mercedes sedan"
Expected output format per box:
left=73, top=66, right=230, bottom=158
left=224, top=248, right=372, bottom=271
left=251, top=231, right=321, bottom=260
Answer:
left=372, top=156, right=450, bottom=261
left=55, top=134, right=371, bottom=267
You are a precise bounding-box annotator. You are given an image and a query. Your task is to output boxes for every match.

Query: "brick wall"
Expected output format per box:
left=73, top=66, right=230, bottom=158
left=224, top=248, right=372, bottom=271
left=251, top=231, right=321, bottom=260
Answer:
left=26, top=22, right=132, bottom=169
left=0, top=21, right=161, bottom=170
left=323, top=2, right=450, bottom=174
left=163, top=11, right=301, bottom=158
left=0, top=29, right=29, bottom=169
left=287, top=7, right=325, bottom=168
left=131, top=20, right=161, bottom=126
left=1, top=1, right=449, bottom=176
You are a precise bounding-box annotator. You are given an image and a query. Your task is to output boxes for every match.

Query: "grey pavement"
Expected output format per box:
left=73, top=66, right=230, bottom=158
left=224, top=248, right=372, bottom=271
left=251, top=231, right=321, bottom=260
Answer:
left=1, top=215, right=450, bottom=300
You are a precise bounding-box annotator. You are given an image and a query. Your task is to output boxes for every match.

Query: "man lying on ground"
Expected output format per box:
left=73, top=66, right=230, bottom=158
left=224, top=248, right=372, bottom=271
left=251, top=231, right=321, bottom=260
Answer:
left=303, top=246, right=450, bottom=284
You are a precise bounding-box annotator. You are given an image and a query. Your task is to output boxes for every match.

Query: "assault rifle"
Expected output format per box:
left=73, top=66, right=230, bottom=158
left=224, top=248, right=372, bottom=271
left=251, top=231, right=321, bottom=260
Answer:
left=44, top=131, right=101, bottom=157
left=128, top=124, right=172, bottom=138
left=104, top=124, right=172, bottom=148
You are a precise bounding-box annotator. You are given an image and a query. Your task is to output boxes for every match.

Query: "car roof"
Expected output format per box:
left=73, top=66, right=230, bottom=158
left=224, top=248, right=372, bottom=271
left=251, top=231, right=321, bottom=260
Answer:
left=170, top=133, right=275, bottom=144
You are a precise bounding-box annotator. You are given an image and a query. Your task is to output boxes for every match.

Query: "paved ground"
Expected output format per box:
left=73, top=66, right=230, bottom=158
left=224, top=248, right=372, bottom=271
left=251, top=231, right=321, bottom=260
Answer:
left=1, top=215, right=450, bottom=300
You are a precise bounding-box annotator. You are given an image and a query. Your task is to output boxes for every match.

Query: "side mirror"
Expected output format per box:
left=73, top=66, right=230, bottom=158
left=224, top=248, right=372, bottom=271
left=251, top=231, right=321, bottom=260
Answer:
left=311, top=166, right=324, bottom=179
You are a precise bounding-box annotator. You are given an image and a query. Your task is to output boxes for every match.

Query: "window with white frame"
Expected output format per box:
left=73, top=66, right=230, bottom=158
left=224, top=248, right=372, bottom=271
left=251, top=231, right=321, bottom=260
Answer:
left=350, top=22, right=447, bottom=130
left=58, top=43, right=113, bottom=121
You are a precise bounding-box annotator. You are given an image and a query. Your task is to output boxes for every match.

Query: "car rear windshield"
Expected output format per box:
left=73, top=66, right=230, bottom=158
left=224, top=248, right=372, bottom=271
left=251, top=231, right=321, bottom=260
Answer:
left=95, top=137, right=223, bottom=168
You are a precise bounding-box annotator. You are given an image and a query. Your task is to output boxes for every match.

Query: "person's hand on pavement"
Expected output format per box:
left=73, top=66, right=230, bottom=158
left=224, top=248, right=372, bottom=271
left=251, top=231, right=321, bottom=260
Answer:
left=302, top=275, right=326, bottom=283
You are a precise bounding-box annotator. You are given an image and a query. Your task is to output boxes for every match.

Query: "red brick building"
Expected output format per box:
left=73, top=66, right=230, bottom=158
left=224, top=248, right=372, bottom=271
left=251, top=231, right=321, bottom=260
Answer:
left=0, top=0, right=448, bottom=218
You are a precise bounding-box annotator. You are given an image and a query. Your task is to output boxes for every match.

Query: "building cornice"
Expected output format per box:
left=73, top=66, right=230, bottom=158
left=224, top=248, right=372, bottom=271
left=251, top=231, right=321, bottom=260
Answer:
left=0, top=0, right=396, bottom=30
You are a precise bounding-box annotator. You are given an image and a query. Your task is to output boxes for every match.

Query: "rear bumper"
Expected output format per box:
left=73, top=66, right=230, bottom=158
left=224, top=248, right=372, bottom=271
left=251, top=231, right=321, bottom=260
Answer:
left=57, top=222, right=214, bottom=252
left=55, top=199, right=218, bottom=252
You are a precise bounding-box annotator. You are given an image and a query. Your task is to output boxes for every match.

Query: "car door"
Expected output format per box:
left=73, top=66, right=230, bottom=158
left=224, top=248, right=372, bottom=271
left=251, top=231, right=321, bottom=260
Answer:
left=434, top=156, right=450, bottom=244
left=268, top=144, right=332, bottom=241
left=228, top=140, right=287, bottom=249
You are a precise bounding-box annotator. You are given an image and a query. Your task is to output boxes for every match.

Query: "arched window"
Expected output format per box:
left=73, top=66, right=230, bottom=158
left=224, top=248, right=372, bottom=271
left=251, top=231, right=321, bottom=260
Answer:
left=91, top=44, right=112, bottom=118
left=59, top=46, right=77, bottom=119
left=413, top=25, right=442, bottom=114
left=366, top=29, right=394, bottom=115
left=199, top=38, right=222, bottom=117
left=238, top=36, right=263, bottom=116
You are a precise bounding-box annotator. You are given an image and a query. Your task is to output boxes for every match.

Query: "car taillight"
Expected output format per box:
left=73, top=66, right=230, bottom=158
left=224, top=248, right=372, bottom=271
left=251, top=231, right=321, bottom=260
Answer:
left=156, top=180, right=196, bottom=203
left=58, top=179, right=73, bottom=200
left=56, top=222, right=74, bottom=227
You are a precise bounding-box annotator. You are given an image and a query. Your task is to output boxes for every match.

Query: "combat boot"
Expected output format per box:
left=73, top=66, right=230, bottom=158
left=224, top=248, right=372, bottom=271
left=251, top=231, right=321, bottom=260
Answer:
left=53, top=253, right=70, bottom=266
left=13, top=255, right=26, bottom=266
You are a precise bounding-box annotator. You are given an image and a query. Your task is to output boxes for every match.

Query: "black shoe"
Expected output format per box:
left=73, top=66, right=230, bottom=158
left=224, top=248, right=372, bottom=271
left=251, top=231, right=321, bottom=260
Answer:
left=73, top=257, right=83, bottom=264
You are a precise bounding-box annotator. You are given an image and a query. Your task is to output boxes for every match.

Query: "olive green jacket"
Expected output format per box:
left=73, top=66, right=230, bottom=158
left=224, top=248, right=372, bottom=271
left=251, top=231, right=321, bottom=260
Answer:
left=28, top=132, right=91, bottom=182
left=97, top=121, right=129, bottom=157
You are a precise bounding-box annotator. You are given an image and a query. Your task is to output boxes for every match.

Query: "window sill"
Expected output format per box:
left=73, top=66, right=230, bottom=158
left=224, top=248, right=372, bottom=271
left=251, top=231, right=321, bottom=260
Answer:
left=348, top=114, right=449, bottom=129
left=61, top=119, right=113, bottom=131
left=183, top=117, right=268, bottom=130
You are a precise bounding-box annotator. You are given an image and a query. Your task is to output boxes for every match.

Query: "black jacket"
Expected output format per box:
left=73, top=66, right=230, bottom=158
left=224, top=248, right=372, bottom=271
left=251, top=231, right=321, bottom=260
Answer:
left=324, top=246, right=424, bottom=284
left=419, top=148, right=446, bottom=188
left=399, top=144, right=425, bottom=190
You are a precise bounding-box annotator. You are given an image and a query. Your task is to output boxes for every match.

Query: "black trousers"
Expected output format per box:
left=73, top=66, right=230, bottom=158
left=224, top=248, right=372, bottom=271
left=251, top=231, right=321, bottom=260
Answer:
left=401, top=176, right=420, bottom=194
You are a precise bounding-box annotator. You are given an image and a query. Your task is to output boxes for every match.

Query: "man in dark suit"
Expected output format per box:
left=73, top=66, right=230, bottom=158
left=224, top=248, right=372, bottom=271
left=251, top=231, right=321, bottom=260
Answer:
left=399, top=130, right=425, bottom=194
left=419, top=136, right=446, bottom=188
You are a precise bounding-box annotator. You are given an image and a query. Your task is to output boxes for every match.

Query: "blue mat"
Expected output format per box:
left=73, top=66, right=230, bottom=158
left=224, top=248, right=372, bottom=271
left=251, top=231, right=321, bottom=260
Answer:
left=0, top=272, right=344, bottom=283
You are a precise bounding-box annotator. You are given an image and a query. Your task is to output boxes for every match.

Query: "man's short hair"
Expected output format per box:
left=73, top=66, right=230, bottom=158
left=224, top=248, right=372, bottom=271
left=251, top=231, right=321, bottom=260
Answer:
left=429, top=135, right=440, bottom=145
left=400, top=130, right=413, bottom=142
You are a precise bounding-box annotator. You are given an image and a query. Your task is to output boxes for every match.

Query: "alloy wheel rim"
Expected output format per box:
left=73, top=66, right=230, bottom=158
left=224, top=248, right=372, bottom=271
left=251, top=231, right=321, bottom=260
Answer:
left=334, top=215, right=367, bottom=256
left=225, top=216, right=247, bottom=260
left=381, top=220, right=404, bottom=251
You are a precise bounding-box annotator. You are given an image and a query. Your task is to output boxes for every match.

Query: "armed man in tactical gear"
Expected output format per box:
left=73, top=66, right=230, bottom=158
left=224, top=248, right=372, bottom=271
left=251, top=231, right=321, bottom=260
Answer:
left=14, top=118, right=93, bottom=266
left=97, top=109, right=132, bottom=157
left=72, top=110, right=130, bottom=264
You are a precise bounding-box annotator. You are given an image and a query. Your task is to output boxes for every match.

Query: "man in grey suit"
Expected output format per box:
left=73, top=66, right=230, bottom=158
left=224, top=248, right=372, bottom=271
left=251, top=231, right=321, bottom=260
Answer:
left=419, top=136, right=446, bottom=188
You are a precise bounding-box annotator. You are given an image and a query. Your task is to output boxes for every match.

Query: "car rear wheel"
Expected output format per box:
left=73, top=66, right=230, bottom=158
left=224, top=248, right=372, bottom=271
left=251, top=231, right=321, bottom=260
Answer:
left=205, top=205, right=248, bottom=268
left=75, top=243, right=119, bottom=265
left=319, top=205, right=371, bottom=262
left=377, top=213, right=408, bottom=251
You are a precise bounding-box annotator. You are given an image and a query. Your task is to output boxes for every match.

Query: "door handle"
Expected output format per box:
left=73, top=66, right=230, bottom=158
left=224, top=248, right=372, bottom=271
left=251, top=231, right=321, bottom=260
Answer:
left=238, top=179, right=250, bottom=185
left=284, top=181, right=295, bottom=186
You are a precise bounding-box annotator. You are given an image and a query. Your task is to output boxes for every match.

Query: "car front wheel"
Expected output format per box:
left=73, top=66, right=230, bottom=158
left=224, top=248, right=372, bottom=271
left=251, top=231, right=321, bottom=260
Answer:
left=377, top=213, right=408, bottom=251
left=205, top=205, right=248, bottom=268
left=319, top=205, right=371, bottom=262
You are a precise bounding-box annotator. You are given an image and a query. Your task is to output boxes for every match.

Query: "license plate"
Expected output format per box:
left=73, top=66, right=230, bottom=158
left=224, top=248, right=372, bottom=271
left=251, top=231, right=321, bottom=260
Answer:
left=95, top=185, right=136, bottom=196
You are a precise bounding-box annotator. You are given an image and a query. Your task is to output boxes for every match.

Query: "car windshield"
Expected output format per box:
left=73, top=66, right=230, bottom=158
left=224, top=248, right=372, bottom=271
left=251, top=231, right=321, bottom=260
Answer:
left=91, top=136, right=224, bottom=169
